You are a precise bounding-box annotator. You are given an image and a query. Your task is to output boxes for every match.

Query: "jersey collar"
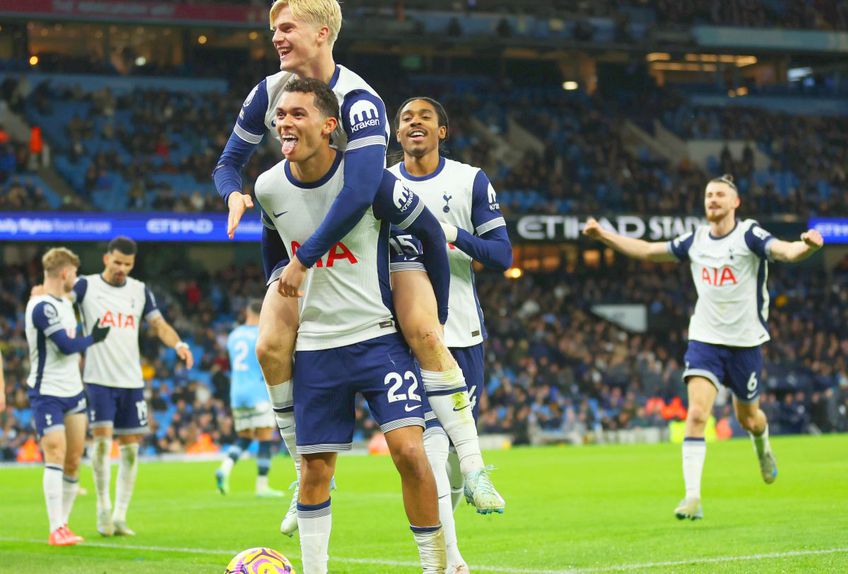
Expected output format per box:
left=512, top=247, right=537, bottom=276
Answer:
left=708, top=219, right=739, bottom=240
left=399, top=156, right=446, bottom=182
left=328, top=65, right=341, bottom=89
left=283, top=151, right=343, bottom=189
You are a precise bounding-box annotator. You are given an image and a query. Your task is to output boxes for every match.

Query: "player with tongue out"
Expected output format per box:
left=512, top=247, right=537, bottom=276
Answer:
left=213, top=0, right=505, bottom=540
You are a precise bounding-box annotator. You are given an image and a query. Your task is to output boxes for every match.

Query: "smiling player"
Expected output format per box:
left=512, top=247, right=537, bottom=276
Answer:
left=583, top=174, right=824, bottom=520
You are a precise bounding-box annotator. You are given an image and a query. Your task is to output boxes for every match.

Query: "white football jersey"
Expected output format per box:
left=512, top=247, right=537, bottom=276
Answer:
left=72, top=275, right=162, bottom=388
left=389, top=157, right=506, bottom=348
left=234, top=64, right=389, bottom=153
left=256, top=155, right=404, bottom=351
left=25, top=295, right=84, bottom=397
left=668, top=219, right=775, bottom=347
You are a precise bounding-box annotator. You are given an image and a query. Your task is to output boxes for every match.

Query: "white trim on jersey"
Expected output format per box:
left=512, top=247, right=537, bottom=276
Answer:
left=234, top=123, right=263, bottom=145
left=476, top=217, right=506, bottom=236
left=390, top=261, right=426, bottom=273
left=396, top=201, right=425, bottom=230
left=42, top=323, right=64, bottom=337
left=345, top=135, right=385, bottom=151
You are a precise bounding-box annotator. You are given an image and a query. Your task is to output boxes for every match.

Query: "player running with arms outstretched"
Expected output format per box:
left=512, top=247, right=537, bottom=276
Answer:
left=255, top=78, right=449, bottom=574
left=25, top=247, right=111, bottom=546
left=216, top=299, right=285, bottom=498
left=391, top=96, right=512, bottom=572
left=213, top=0, right=503, bottom=535
left=583, top=174, right=823, bottom=520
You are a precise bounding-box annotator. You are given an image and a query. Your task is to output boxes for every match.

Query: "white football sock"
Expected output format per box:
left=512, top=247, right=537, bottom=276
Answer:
left=421, top=368, right=484, bottom=474
left=446, top=450, right=464, bottom=511
left=256, top=475, right=269, bottom=492
left=750, top=424, right=770, bottom=457
left=267, top=381, right=301, bottom=480
left=91, top=436, right=112, bottom=515
left=682, top=437, right=706, bottom=499
left=44, top=464, right=64, bottom=532
left=62, top=475, right=80, bottom=525
left=410, top=524, right=447, bottom=574
left=424, top=428, right=465, bottom=567
left=297, top=498, right=331, bottom=574
left=113, top=443, right=139, bottom=523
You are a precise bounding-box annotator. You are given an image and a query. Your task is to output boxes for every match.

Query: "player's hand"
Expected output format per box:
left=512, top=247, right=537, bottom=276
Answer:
left=30, top=284, right=46, bottom=298
left=277, top=258, right=307, bottom=298
left=176, top=344, right=195, bottom=369
left=227, top=192, right=254, bottom=240
left=91, top=318, right=111, bottom=343
left=440, top=221, right=458, bottom=243
left=582, top=217, right=603, bottom=239
left=801, top=229, right=823, bottom=250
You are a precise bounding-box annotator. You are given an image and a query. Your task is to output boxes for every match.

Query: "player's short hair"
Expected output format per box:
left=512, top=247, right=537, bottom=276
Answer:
left=394, top=96, right=450, bottom=140
left=42, top=247, right=80, bottom=276
left=247, top=299, right=262, bottom=316
left=107, top=236, right=137, bottom=255
left=709, top=173, right=737, bottom=192
left=283, top=77, right=339, bottom=121
left=269, top=0, right=342, bottom=47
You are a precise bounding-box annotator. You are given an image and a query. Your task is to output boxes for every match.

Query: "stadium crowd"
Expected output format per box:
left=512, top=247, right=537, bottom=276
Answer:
left=2, top=253, right=847, bottom=460
left=7, top=70, right=843, bottom=220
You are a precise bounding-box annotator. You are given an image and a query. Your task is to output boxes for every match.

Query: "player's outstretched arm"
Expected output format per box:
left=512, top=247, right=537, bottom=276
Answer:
left=148, top=316, right=195, bottom=369
left=767, top=229, right=824, bottom=263
left=583, top=217, right=677, bottom=262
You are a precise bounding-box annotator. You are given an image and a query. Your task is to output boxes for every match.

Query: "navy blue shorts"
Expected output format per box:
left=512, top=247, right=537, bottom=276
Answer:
left=86, top=384, right=149, bottom=435
left=683, top=341, right=763, bottom=403
left=29, top=391, right=87, bottom=438
left=388, top=228, right=425, bottom=273
left=293, top=333, right=426, bottom=454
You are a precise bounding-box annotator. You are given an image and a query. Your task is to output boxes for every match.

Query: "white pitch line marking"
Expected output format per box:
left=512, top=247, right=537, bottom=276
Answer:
left=0, top=537, right=845, bottom=573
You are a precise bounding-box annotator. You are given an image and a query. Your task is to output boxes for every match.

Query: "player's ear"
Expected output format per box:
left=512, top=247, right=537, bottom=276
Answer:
left=316, top=24, right=330, bottom=45
left=102, top=253, right=109, bottom=267
left=438, top=125, right=447, bottom=141
left=323, top=116, right=338, bottom=136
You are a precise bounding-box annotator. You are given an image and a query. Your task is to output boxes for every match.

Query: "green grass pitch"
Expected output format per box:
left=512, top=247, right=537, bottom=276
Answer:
left=1, top=435, right=846, bottom=573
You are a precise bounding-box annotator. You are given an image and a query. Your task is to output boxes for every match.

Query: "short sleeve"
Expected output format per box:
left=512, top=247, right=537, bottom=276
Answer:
left=32, top=301, right=64, bottom=336
left=668, top=231, right=695, bottom=262
left=340, top=90, right=388, bottom=152
left=470, top=169, right=506, bottom=236
left=143, top=287, right=163, bottom=321
left=233, top=79, right=269, bottom=145
left=744, top=223, right=775, bottom=260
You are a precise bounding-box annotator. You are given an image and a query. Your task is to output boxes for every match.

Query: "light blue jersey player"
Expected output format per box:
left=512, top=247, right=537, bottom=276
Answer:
left=584, top=174, right=824, bottom=521
left=216, top=300, right=284, bottom=498
left=254, top=78, right=450, bottom=574
left=390, top=97, right=512, bottom=572
left=25, top=247, right=110, bottom=545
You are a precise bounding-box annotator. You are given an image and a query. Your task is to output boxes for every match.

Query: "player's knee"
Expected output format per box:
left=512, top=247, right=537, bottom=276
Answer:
left=301, top=456, right=333, bottom=486
left=255, top=332, right=292, bottom=367
left=686, top=404, right=710, bottom=427
left=737, top=413, right=758, bottom=431
left=391, top=440, right=429, bottom=478
left=64, top=459, right=80, bottom=476
left=408, top=326, right=442, bottom=358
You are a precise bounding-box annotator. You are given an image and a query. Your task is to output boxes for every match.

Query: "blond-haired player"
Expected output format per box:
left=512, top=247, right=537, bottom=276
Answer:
left=25, top=247, right=111, bottom=545
left=213, top=0, right=503, bottom=536
left=584, top=174, right=824, bottom=520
